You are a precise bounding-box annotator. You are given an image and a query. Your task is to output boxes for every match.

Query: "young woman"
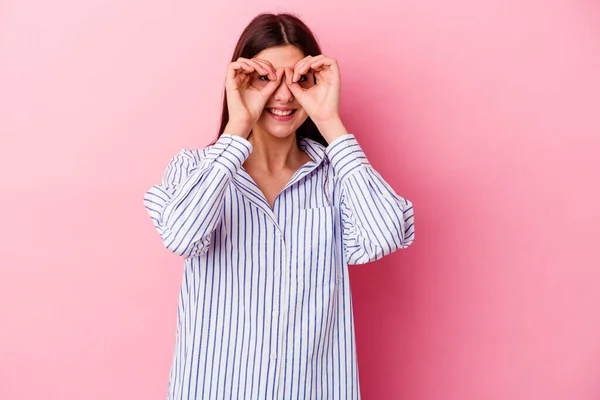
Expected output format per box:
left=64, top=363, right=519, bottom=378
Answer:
left=144, top=12, right=415, bottom=400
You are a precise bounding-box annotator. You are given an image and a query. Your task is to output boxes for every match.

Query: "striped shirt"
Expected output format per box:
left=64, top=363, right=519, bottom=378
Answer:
left=143, top=133, right=415, bottom=400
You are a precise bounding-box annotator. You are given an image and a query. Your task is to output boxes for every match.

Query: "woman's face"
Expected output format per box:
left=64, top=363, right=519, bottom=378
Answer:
left=250, top=45, right=315, bottom=140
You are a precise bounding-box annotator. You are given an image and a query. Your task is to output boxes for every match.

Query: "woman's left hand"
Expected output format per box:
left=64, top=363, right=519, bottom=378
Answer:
left=285, top=55, right=341, bottom=127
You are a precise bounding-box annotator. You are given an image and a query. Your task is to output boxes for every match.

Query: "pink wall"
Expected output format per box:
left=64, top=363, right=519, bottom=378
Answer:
left=1, top=0, right=599, bottom=399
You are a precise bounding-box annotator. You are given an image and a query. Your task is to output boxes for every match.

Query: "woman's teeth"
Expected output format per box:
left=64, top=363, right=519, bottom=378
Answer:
left=268, top=109, right=294, bottom=116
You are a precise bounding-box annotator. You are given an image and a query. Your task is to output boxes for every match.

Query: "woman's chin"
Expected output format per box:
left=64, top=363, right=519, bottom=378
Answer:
left=255, top=124, right=298, bottom=140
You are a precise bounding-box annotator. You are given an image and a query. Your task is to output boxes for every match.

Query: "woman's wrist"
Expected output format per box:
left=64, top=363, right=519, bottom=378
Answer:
left=224, top=121, right=252, bottom=139
left=314, top=117, right=348, bottom=144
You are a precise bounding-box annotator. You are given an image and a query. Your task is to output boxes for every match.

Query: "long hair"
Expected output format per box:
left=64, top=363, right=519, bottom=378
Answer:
left=215, top=13, right=327, bottom=147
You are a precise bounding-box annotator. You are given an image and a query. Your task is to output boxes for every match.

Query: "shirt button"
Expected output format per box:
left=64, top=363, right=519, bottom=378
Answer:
left=273, top=310, right=278, bottom=317
left=270, top=353, right=277, bottom=361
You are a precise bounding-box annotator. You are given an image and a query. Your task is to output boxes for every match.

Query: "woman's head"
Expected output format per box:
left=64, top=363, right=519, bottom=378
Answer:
left=218, top=13, right=327, bottom=146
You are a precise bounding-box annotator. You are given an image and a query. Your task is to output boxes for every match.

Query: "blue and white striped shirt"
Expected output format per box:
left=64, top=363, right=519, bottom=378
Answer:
left=143, top=133, right=415, bottom=400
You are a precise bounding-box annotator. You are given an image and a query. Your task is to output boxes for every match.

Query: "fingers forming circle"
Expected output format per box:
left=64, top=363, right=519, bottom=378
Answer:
left=252, top=58, right=278, bottom=81
left=294, top=55, right=314, bottom=82
left=294, top=55, right=331, bottom=82
left=236, top=57, right=271, bottom=78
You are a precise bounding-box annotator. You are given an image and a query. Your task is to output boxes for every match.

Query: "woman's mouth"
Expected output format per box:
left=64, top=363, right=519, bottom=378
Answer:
left=266, top=108, right=297, bottom=122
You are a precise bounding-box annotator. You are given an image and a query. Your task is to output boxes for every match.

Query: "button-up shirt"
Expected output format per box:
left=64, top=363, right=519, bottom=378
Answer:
left=143, top=133, right=415, bottom=400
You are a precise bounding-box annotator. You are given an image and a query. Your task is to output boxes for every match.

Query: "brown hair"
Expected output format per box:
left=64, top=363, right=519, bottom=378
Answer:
left=216, top=12, right=327, bottom=146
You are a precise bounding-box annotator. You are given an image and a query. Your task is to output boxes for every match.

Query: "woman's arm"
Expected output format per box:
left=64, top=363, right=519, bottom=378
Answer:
left=326, top=133, right=415, bottom=265
left=143, top=134, right=252, bottom=258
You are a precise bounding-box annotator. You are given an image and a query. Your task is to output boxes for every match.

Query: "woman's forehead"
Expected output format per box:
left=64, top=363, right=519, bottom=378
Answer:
left=254, top=45, right=304, bottom=68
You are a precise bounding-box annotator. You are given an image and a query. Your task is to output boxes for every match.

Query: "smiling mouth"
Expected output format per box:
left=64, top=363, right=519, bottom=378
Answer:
left=267, top=108, right=297, bottom=116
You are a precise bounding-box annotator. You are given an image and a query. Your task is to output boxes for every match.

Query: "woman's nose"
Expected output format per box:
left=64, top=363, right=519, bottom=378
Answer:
left=273, top=75, right=294, bottom=103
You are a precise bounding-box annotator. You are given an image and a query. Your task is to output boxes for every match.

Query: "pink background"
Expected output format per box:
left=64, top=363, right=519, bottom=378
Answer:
left=1, top=0, right=599, bottom=399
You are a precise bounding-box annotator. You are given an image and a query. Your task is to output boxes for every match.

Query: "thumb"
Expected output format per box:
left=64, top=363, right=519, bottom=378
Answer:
left=284, top=67, right=305, bottom=100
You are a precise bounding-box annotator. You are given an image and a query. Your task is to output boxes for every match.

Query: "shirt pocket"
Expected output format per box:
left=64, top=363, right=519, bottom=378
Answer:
left=287, top=205, right=339, bottom=357
left=288, top=205, right=337, bottom=287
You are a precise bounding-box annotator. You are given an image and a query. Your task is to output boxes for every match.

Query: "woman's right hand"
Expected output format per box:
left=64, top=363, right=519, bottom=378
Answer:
left=224, top=57, right=285, bottom=138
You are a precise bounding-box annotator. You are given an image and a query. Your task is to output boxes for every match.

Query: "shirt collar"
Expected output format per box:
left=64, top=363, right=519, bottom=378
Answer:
left=298, top=136, right=327, bottom=165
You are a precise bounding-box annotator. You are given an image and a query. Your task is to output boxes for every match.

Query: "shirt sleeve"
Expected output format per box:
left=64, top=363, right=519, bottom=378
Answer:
left=326, top=134, right=415, bottom=265
left=143, top=134, right=253, bottom=258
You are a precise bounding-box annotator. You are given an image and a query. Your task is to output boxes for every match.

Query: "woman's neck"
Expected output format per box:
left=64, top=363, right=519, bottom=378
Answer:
left=244, top=129, right=308, bottom=174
